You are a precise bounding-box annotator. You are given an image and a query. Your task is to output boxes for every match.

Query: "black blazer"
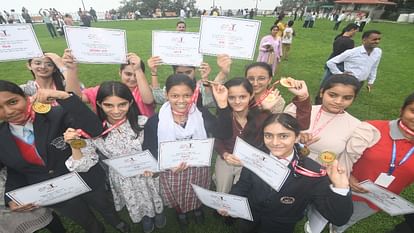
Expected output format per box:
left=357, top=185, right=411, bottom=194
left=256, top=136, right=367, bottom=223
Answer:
left=0, top=95, right=104, bottom=204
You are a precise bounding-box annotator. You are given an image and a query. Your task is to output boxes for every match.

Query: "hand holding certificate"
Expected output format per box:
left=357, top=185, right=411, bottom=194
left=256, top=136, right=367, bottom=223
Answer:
left=64, top=26, right=127, bottom=64
left=233, top=137, right=290, bottom=192
left=152, top=31, right=203, bottom=67
left=158, top=138, right=214, bottom=170
left=353, top=180, right=414, bottom=216
left=103, top=150, right=158, bottom=178
left=6, top=172, right=91, bottom=206
left=198, top=16, right=261, bottom=60
left=191, top=184, right=253, bottom=221
left=0, top=24, right=43, bottom=62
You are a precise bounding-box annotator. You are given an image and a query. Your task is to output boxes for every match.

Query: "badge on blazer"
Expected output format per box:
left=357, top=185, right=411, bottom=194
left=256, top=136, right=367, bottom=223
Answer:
left=280, top=196, right=295, bottom=204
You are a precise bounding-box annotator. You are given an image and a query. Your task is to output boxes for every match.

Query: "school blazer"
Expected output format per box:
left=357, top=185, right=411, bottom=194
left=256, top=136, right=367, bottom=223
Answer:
left=0, top=95, right=104, bottom=204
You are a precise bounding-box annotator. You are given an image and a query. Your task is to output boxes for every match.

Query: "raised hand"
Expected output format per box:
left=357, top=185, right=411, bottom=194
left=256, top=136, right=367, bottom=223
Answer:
left=147, top=56, right=162, bottom=75
left=199, top=62, right=212, bottom=82
left=299, top=132, right=320, bottom=146
left=127, top=52, right=142, bottom=71
left=217, top=54, right=232, bottom=76
left=212, top=84, right=228, bottom=109
left=326, top=160, right=349, bottom=189
left=285, top=79, right=309, bottom=101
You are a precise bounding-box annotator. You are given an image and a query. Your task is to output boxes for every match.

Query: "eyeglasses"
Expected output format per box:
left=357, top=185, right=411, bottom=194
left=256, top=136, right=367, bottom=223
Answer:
left=247, top=76, right=269, bottom=83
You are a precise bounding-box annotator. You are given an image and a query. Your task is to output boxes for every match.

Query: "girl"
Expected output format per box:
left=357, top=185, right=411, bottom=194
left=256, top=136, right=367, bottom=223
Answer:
left=66, top=52, right=155, bottom=117
left=257, top=25, right=282, bottom=75
left=245, top=62, right=312, bottom=130
left=64, top=81, right=165, bottom=233
left=332, top=92, right=414, bottom=232
left=0, top=80, right=126, bottom=233
left=142, top=74, right=232, bottom=229
left=219, top=113, right=352, bottom=233
left=214, top=77, right=311, bottom=195
left=285, top=74, right=363, bottom=232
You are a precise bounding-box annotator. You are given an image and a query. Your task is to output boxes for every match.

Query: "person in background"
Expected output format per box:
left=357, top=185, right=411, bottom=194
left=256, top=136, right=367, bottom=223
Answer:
left=89, top=7, right=97, bottom=22
left=176, top=20, right=186, bottom=31
left=257, top=25, right=283, bottom=76
left=326, top=30, right=382, bottom=92
left=281, top=20, right=295, bottom=61
left=39, top=8, right=58, bottom=38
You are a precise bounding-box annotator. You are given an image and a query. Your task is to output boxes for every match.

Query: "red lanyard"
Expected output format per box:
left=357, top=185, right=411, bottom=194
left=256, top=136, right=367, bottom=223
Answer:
left=310, top=107, right=339, bottom=137
left=250, top=80, right=280, bottom=108
left=399, top=120, right=414, bottom=137
left=77, top=118, right=127, bottom=139
left=292, top=159, right=327, bottom=177
left=172, top=83, right=200, bottom=116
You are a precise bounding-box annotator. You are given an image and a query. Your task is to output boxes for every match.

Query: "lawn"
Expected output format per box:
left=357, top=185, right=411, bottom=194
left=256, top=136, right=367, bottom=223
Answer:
left=1, top=16, right=414, bottom=233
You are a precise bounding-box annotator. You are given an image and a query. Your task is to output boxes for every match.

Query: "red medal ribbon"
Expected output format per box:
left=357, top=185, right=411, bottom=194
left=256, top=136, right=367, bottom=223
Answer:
left=250, top=80, right=280, bottom=108
left=292, top=159, right=327, bottom=177
left=310, top=107, right=340, bottom=137
left=77, top=118, right=127, bottom=139
left=399, top=120, right=414, bottom=137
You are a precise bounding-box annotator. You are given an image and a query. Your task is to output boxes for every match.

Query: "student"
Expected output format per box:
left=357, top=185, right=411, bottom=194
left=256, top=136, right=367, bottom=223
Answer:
left=256, top=25, right=282, bottom=75
left=283, top=74, right=364, bottom=233
left=331, top=92, right=414, bottom=232
left=66, top=51, right=155, bottom=117
left=148, top=54, right=231, bottom=108
left=64, top=81, right=165, bottom=233
left=218, top=113, right=353, bottom=233
left=0, top=80, right=128, bottom=233
left=281, top=20, right=295, bottom=61
left=142, top=74, right=232, bottom=230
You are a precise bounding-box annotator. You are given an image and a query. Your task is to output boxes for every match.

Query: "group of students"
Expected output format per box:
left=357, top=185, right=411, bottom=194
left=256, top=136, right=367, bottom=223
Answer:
left=0, top=25, right=414, bottom=233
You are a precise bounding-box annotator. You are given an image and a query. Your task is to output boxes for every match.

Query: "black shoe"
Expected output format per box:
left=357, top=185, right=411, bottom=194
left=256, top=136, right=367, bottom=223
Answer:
left=115, top=221, right=130, bottom=233
left=177, top=213, right=189, bottom=231
left=194, top=209, right=205, bottom=224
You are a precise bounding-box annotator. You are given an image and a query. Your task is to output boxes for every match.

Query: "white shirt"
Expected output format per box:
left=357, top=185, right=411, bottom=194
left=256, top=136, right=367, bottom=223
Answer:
left=9, top=121, right=34, bottom=141
left=326, top=45, right=382, bottom=84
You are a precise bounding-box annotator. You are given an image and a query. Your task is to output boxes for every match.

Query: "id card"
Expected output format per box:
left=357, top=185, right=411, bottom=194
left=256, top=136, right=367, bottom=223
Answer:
left=374, top=173, right=395, bottom=188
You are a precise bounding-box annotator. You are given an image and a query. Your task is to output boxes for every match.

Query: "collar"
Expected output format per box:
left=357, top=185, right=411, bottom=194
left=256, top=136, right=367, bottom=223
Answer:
left=270, top=151, right=294, bottom=166
left=9, top=121, right=34, bottom=139
left=389, top=119, right=408, bottom=140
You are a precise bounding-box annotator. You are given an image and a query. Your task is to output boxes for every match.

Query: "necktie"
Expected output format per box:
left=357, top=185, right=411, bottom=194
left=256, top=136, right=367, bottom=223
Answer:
left=23, top=127, right=35, bottom=144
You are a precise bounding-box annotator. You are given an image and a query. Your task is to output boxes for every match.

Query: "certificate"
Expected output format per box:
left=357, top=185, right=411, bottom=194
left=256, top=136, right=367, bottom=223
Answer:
left=191, top=184, right=253, bottom=221
left=233, top=137, right=290, bottom=192
left=158, top=138, right=214, bottom=170
left=64, top=26, right=127, bottom=64
left=353, top=180, right=414, bottom=216
left=198, top=16, right=261, bottom=60
left=0, top=24, right=43, bottom=62
left=103, top=150, right=159, bottom=177
left=152, top=31, right=203, bottom=67
left=6, top=172, right=91, bottom=206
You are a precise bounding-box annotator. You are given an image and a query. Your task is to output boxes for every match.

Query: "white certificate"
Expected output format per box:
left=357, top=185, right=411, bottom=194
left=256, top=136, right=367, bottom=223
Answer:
left=233, top=137, right=290, bottom=192
left=198, top=16, right=261, bottom=60
left=64, top=26, right=127, bottom=64
left=158, top=138, right=214, bottom=170
left=0, top=24, right=43, bottom=62
left=152, top=31, right=203, bottom=67
left=6, top=172, right=91, bottom=206
left=191, top=184, right=253, bottom=221
left=353, top=180, right=414, bottom=216
left=103, top=150, right=159, bottom=178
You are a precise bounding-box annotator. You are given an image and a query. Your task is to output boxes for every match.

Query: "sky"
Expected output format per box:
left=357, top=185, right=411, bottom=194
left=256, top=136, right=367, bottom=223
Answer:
left=1, top=0, right=279, bottom=14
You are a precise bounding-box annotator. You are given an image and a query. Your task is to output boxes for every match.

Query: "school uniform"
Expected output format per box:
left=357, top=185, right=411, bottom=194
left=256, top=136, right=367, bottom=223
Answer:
left=230, top=150, right=353, bottom=233
left=0, top=95, right=123, bottom=233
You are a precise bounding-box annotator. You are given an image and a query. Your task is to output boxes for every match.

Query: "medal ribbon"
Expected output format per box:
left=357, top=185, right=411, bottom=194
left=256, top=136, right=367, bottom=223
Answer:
left=250, top=80, right=280, bottom=108
left=310, top=107, right=340, bottom=137
left=388, top=141, right=414, bottom=175
left=77, top=118, right=127, bottom=139
left=292, top=159, right=327, bottom=177
left=171, top=83, right=201, bottom=116
left=399, top=120, right=414, bottom=137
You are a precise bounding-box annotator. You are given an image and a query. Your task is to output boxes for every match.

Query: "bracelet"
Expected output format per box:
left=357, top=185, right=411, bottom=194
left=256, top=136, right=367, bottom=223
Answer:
left=151, top=73, right=157, bottom=76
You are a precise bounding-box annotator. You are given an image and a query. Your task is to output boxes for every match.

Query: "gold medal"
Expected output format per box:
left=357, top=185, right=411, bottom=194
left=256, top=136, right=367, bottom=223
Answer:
left=319, top=151, right=337, bottom=164
left=300, top=146, right=310, bottom=156
left=32, top=102, right=51, bottom=114
left=69, top=139, right=87, bottom=149
left=280, top=77, right=295, bottom=88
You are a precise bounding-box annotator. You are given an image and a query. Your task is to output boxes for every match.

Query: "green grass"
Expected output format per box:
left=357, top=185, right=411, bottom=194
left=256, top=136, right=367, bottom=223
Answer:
left=1, top=17, right=414, bottom=233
